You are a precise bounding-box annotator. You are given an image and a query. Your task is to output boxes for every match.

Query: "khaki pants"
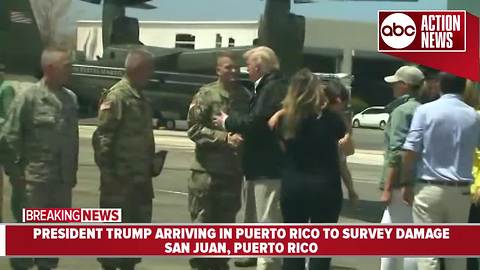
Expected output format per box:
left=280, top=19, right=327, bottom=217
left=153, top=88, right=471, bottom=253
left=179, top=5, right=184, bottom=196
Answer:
left=243, top=179, right=257, bottom=223
left=253, top=179, right=282, bottom=270
left=413, top=183, right=471, bottom=270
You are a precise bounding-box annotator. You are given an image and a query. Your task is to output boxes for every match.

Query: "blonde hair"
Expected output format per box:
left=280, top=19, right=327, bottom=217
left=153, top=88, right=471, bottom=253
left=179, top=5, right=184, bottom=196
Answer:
left=464, top=80, right=480, bottom=109
left=282, top=68, right=327, bottom=139
left=243, top=46, right=280, bottom=74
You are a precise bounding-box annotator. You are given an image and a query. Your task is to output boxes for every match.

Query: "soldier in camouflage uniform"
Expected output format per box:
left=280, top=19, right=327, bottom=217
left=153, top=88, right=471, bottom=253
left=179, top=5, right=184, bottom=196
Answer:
left=0, top=70, right=42, bottom=224
left=0, top=48, right=78, bottom=270
left=0, top=79, right=27, bottom=223
left=92, top=49, right=155, bottom=270
left=187, top=52, right=250, bottom=270
left=0, top=73, right=12, bottom=223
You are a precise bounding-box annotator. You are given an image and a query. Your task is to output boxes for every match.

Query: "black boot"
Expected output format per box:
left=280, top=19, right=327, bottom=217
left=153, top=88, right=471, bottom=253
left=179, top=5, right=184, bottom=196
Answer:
left=234, top=258, right=257, bottom=267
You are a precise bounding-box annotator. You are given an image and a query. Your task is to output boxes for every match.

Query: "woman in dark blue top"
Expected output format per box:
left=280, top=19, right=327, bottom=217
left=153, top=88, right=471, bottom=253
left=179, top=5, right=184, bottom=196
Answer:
left=273, top=69, right=348, bottom=270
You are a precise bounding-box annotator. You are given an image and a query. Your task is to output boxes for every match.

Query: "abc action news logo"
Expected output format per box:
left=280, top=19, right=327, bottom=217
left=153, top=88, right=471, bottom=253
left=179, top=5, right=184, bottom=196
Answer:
left=378, top=11, right=466, bottom=52
left=22, top=208, right=122, bottom=223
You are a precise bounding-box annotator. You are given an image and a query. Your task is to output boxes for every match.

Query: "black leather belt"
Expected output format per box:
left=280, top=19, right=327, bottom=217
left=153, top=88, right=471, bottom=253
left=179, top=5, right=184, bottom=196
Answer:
left=419, top=179, right=471, bottom=186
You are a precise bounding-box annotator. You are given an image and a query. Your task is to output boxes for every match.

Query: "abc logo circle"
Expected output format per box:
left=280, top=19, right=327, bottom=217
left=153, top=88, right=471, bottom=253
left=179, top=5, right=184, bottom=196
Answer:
left=381, top=13, right=416, bottom=49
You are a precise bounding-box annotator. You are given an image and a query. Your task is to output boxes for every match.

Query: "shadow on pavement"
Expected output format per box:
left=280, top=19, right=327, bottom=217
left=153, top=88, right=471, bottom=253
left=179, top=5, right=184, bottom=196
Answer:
left=341, top=199, right=384, bottom=223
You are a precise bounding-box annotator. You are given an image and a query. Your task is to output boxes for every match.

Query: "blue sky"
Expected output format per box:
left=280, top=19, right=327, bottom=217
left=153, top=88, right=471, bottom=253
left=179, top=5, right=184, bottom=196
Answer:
left=72, top=0, right=447, bottom=22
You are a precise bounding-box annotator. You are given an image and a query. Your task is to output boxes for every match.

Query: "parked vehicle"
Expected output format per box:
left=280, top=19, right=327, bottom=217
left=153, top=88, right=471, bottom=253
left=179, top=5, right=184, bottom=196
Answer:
left=352, top=106, right=389, bottom=129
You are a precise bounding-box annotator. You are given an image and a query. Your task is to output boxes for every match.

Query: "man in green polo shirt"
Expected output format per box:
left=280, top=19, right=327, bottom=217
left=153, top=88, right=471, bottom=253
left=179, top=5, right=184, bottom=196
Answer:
left=379, top=65, right=425, bottom=270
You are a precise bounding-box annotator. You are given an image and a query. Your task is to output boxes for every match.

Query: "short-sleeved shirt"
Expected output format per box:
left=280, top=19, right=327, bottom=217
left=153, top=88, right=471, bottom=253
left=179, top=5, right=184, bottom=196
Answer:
left=403, top=94, right=480, bottom=182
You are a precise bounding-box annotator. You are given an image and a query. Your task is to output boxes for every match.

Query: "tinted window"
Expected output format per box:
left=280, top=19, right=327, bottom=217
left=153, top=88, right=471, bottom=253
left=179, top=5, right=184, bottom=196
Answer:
left=175, top=34, right=195, bottom=49
left=363, top=108, right=384, bottom=114
left=216, top=34, right=222, bottom=48
left=228, top=38, right=235, bottom=47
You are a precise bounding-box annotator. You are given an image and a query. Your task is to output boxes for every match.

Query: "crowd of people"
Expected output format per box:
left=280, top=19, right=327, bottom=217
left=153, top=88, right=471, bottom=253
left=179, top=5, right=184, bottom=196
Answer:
left=0, top=45, right=478, bottom=270
left=380, top=67, right=480, bottom=270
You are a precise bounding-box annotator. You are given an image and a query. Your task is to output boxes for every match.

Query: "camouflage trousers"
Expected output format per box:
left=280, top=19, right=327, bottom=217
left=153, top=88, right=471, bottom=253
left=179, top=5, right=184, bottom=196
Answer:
left=0, top=165, right=27, bottom=222
left=188, top=170, right=243, bottom=270
left=97, top=185, right=153, bottom=270
left=9, top=177, right=26, bottom=222
left=0, top=166, right=3, bottom=223
left=10, top=181, right=72, bottom=270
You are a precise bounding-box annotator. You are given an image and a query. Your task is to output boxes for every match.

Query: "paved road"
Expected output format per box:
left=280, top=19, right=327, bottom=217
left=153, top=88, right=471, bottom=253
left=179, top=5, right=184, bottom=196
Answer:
left=352, top=127, right=384, bottom=152
left=168, top=121, right=386, bottom=152
left=0, top=127, right=386, bottom=270
left=79, top=119, right=386, bottom=152
left=175, top=121, right=385, bottom=152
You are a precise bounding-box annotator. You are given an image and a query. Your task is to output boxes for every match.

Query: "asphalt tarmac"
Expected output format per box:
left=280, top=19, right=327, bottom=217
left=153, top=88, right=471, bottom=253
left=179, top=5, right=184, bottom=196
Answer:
left=0, top=126, right=386, bottom=270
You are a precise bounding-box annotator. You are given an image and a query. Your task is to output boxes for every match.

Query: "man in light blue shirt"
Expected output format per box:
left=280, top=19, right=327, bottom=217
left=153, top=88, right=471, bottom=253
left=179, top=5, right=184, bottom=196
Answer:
left=401, top=73, right=480, bottom=270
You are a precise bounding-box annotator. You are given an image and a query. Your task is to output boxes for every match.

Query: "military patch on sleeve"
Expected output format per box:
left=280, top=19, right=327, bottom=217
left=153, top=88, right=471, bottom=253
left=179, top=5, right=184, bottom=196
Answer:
left=100, top=101, right=112, bottom=111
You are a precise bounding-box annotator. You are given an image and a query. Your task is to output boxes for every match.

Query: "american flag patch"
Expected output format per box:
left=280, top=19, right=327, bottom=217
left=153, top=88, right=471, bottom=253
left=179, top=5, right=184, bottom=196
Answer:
left=10, top=11, right=33, bottom=24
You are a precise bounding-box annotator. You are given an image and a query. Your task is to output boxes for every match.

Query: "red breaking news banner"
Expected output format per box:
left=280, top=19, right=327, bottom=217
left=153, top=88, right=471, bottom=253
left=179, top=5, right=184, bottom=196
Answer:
left=378, top=10, right=479, bottom=81
left=2, top=224, right=480, bottom=257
